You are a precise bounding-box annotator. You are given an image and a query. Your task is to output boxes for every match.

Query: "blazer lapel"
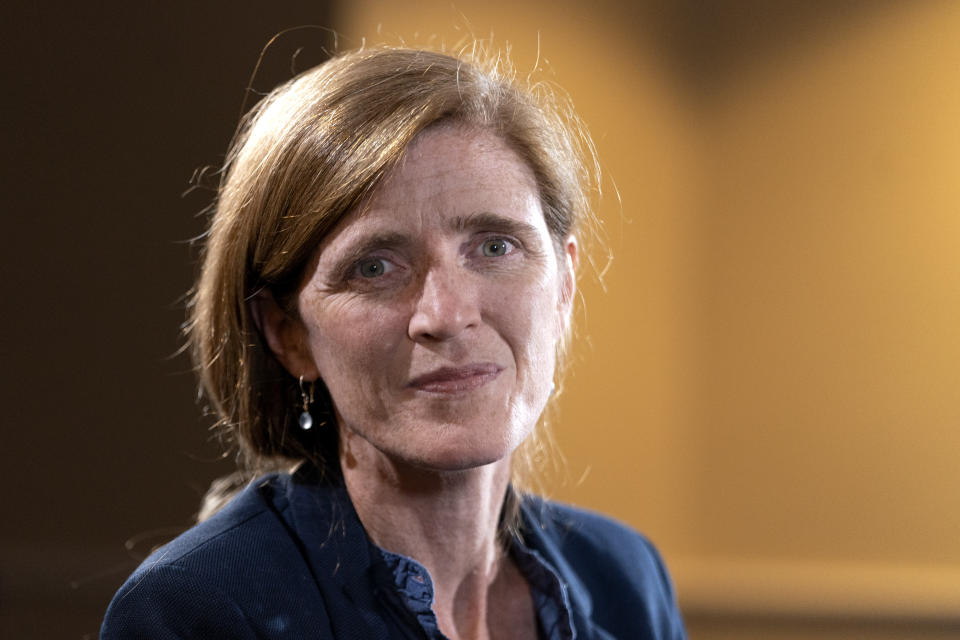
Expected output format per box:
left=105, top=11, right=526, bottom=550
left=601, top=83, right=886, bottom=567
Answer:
left=283, top=470, right=395, bottom=640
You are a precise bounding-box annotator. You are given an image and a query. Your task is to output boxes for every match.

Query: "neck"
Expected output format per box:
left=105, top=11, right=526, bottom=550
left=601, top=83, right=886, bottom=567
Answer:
left=339, top=428, right=515, bottom=639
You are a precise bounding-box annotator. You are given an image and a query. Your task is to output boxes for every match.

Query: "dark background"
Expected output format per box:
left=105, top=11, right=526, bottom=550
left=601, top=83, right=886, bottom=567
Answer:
left=2, top=3, right=336, bottom=637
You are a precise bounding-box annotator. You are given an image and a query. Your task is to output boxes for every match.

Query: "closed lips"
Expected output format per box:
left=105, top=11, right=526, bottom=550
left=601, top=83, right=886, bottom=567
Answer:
left=407, top=364, right=502, bottom=391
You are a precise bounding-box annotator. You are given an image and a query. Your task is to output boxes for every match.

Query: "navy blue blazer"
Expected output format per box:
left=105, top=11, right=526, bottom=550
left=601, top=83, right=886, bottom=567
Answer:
left=102, top=467, right=685, bottom=639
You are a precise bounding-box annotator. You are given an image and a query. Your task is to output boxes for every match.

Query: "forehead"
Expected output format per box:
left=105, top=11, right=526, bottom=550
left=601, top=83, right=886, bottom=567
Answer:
left=318, top=125, right=547, bottom=250
left=383, top=124, right=539, bottom=199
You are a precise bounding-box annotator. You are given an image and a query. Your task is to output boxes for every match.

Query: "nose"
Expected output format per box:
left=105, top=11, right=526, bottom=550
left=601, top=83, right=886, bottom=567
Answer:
left=408, top=266, right=480, bottom=342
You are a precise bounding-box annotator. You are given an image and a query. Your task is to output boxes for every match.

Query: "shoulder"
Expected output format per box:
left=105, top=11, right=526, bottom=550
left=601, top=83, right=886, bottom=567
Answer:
left=522, top=497, right=686, bottom=639
left=530, top=499, right=672, bottom=582
left=114, top=474, right=293, bottom=584
left=101, top=474, right=334, bottom=639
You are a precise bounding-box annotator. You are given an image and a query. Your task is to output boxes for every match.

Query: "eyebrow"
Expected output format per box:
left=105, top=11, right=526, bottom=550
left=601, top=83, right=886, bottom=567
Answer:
left=446, top=211, right=541, bottom=239
left=323, top=211, right=544, bottom=276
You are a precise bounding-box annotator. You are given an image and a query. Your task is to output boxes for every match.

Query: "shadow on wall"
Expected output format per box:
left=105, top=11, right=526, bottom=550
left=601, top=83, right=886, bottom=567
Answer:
left=1, top=2, right=336, bottom=637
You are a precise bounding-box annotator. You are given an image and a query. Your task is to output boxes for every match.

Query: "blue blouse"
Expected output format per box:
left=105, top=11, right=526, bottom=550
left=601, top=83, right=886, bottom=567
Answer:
left=101, top=467, right=685, bottom=639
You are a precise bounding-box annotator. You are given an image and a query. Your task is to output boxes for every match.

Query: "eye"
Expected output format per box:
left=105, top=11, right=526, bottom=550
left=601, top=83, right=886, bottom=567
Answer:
left=357, top=257, right=394, bottom=278
left=480, top=238, right=514, bottom=257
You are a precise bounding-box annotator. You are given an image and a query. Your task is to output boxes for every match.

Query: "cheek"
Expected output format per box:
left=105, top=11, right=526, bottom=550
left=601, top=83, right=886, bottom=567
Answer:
left=299, top=294, right=407, bottom=389
left=499, top=301, right=560, bottom=438
left=497, top=281, right=564, bottom=378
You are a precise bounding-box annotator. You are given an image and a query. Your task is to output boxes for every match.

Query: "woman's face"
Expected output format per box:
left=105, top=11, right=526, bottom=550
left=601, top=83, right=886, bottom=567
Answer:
left=290, top=125, right=576, bottom=472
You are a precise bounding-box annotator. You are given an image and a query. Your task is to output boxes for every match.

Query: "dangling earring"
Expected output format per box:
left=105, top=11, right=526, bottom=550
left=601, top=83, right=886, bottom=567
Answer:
left=298, top=375, right=315, bottom=430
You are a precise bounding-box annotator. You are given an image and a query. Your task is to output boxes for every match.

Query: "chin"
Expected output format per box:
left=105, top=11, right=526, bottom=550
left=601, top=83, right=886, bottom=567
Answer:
left=342, top=411, right=535, bottom=475
left=399, top=443, right=512, bottom=473
left=387, top=423, right=529, bottom=473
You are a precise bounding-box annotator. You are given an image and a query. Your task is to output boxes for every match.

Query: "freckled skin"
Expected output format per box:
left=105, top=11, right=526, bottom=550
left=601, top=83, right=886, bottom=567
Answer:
left=294, top=125, right=575, bottom=472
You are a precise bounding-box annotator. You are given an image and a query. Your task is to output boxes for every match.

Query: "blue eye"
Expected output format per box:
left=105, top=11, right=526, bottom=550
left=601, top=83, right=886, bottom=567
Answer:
left=358, top=258, right=390, bottom=278
left=481, top=238, right=512, bottom=257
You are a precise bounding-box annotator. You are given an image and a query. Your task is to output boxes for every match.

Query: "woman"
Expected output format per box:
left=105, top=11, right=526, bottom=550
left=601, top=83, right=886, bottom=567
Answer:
left=102, top=45, right=685, bottom=639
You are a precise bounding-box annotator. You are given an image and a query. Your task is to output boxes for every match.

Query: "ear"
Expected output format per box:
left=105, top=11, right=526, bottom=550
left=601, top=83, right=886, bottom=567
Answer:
left=558, top=234, right=578, bottom=334
left=250, top=289, right=320, bottom=380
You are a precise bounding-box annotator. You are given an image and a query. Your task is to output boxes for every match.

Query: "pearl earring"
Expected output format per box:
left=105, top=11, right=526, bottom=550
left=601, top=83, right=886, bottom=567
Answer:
left=298, top=376, right=315, bottom=430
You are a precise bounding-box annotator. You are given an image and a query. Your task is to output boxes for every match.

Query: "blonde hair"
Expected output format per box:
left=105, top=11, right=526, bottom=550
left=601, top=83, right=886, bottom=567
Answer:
left=188, top=45, right=599, bottom=512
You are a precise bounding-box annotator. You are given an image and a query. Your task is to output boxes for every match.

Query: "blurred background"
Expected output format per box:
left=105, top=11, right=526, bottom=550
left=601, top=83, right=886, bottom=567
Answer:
left=3, top=1, right=959, bottom=638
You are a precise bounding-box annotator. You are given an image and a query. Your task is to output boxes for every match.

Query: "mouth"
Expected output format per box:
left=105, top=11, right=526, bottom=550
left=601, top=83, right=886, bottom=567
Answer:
left=407, top=363, right=503, bottom=394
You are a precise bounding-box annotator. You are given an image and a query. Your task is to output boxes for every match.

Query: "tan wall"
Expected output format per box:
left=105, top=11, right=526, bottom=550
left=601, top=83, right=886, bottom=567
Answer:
left=339, top=2, right=960, bottom=637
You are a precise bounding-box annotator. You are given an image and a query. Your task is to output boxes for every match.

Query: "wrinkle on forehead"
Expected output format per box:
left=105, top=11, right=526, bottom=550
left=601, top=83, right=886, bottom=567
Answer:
left=366, top=123, right=539, bottom=214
